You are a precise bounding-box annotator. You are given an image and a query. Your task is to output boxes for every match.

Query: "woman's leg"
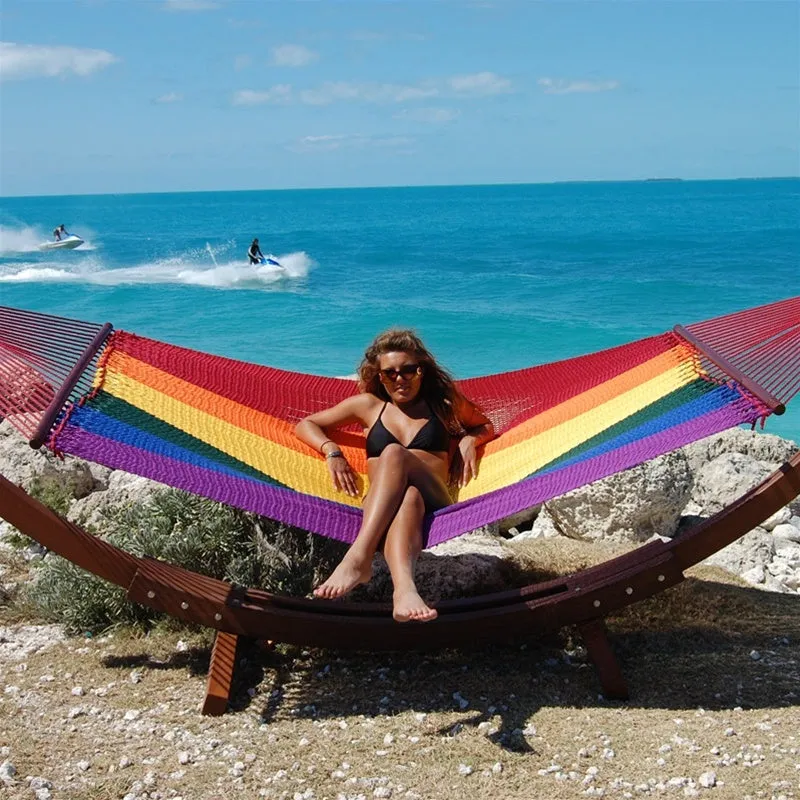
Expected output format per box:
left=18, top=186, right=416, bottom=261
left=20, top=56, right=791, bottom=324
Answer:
left=314, top=444, right=450, bottom=599
left=382, top=485, right=436, bottom=622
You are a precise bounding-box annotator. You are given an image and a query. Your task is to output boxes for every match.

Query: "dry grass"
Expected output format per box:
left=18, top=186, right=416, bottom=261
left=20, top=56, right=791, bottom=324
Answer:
left=1, top=541, right=799, bottom=799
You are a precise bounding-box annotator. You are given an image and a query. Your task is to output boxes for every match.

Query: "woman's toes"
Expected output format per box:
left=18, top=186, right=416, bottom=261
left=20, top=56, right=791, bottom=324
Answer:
left=393, top=590, right=437, bottom=623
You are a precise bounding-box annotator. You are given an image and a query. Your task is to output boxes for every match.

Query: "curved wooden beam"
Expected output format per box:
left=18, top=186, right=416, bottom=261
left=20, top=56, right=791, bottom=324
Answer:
left=2, top=450, right=798, bottom=646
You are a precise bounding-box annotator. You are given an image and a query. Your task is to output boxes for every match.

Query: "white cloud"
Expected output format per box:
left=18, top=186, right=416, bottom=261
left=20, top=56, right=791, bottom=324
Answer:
left=231, top=85, right=292, bottom=106
left=271, top=44, right=318, bottom=68
left=155, top=92, right=183, bottom=104
left=394, top=107, right=460, bottom=123
left=232, top=72, right=515, bottom=109
left=0, top=41, right=118, bottom=81
left=299, top=81, right=438, bottom=106
left=289, top=133, right=415, bottom=153
left=537, top=77, right=620, bottom=95
left=448, top=71, right=512, bottom=96
left=164, top=0, right=219, bottom=10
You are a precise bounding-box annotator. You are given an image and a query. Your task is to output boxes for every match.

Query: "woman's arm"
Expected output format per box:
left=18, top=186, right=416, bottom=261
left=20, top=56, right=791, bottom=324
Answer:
left=452, top=398, right=495, bottom=487
left=294, top=394, right=375, bottom=496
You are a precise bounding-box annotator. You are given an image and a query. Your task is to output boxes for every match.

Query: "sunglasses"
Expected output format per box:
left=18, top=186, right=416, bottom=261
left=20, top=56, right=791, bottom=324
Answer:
left=379, top=364, right=422, bottom=382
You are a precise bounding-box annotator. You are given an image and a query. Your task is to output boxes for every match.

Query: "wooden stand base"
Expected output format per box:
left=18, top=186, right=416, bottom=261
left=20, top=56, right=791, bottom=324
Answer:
left=578, top=618, right=629, bottom=700
left=200, top=624, right=629, bottom=714
left=202, top=631, right=240, bottom=715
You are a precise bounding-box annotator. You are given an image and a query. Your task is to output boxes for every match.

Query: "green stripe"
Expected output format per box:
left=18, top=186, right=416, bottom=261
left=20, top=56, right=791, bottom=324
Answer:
left=87, top=391, right=287, bottom=487
left=535, top=378, right=717, bottom=474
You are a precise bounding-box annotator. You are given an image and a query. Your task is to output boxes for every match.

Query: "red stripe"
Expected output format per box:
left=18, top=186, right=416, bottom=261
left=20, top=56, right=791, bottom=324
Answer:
left=114, top=330, right=676, bottom=435
left=460, top=334, right=677, bottom=431
left=113, top=331, right=358, bottom=424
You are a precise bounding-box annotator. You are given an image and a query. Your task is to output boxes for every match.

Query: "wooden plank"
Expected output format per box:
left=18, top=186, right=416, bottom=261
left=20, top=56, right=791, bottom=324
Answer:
left=578, top=618, right=629, bottom=700
left=202, top=632, right=239, bottom=716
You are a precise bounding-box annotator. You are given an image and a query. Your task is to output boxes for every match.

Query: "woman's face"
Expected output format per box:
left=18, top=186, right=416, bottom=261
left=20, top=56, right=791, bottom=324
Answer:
left=377, top=351, right=424, bottom=404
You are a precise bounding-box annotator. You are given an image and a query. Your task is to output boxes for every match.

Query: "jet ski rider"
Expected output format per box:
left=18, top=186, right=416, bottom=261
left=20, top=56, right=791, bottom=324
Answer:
left=248, top=238, right=264, bottom=265
left=53, top=224, right=68, bottom=241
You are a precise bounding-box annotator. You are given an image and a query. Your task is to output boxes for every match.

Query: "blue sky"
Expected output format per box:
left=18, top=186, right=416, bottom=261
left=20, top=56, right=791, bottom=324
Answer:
left=1, top=0, right=798, bottom=196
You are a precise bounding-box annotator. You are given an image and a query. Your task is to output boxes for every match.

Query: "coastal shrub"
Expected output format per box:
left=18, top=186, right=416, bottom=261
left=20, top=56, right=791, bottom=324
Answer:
left=28, top=475, right=74, bottom=517
left=26, top=488, right=345, bottom=634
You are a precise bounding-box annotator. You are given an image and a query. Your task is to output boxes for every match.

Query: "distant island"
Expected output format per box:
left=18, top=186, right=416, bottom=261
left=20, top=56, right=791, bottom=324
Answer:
left=644, top=178, right=684, bottom=182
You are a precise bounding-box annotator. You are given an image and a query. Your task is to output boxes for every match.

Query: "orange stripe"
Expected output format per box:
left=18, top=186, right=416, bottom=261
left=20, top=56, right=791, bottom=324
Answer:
left=480, top=344, right=694, bottom=455
left=106, top=343, right=693, bottom=466
left=105, top=350, right=369, bottom=474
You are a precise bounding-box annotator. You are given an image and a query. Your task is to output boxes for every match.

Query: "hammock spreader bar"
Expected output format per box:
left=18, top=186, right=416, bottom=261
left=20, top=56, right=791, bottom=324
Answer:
left=31, top=322, right=113, bottom=448
left=674, top=324, right=785, bottom=415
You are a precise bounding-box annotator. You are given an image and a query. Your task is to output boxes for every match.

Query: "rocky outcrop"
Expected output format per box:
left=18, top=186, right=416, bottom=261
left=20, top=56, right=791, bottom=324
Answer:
left=543, top=450, right=693, bottom=544
left=499, top=429, right=800, bottom=594
left=0, top=420, right=99, bottom=499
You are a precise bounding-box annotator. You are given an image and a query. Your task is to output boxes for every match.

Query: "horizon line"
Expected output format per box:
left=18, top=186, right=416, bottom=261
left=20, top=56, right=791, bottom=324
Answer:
left=2, top=175, right=798, bottom=201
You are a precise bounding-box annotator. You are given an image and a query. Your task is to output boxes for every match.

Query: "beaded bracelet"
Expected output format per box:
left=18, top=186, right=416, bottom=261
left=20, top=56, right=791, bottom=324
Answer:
left=319, top=439, right=334, bottom=453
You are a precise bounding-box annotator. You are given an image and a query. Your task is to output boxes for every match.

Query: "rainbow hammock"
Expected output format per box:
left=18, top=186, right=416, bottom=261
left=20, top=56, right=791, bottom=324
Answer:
left=1, top=297, right=799, bottom=547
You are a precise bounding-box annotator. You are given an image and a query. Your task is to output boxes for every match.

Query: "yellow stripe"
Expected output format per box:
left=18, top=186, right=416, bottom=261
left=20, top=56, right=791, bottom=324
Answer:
left=102, top=368, right=365, bottom=507
left=100, top=344, right=697, bottom=506
left=454, top=353, right=698, bottom=500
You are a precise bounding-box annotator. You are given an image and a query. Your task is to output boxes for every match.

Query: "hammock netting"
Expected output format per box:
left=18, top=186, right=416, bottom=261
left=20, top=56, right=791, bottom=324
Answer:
left=1, top=298, right=799, bottom=547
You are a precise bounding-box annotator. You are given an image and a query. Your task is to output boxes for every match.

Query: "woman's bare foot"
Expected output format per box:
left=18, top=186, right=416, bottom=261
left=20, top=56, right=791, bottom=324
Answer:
left=313, top=556, right=373, bottom=599
left=392, top=589, right=438, bottom=623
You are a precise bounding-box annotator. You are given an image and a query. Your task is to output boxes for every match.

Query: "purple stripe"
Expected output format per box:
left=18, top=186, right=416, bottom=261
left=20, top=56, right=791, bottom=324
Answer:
left=57, top=398, right=757, bottom=547
left=424, top=399, right=757, bottom=545
left=57, top=425, right=365, bottom=543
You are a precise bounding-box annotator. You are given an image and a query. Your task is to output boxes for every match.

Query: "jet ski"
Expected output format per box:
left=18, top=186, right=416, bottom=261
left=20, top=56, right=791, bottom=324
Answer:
left=260, top=255, right=283, bottom=268
left=38, top=234, right=84, bottom=251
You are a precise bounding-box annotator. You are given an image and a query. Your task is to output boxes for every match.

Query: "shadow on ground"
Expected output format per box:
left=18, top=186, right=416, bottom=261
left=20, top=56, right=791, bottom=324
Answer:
left=101, top=573, right=800, bottom=754
left=260, top=574, right=800, bottom=749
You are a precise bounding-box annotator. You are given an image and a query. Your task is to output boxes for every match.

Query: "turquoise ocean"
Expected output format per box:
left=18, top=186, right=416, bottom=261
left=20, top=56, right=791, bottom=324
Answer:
left=1, top=179, right=798, bottom=443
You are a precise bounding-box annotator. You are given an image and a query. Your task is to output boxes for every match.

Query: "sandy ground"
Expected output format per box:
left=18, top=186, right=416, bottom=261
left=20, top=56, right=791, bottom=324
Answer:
left=1, top=567, right=799, bottom=800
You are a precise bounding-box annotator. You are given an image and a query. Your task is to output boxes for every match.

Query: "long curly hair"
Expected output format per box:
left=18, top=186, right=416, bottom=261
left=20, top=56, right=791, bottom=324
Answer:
left=358, top=328, right=464, bottom=433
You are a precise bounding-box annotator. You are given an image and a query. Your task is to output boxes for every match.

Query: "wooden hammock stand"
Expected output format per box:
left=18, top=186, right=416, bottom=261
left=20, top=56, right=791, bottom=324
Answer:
left=1, top=451, right=799, bottom=714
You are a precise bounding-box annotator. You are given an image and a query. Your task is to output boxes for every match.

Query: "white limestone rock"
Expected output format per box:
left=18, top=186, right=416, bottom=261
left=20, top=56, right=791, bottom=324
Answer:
left=689, top=452, right=776, bottom=516
left=0, top=420, right=95, bottom=498
left=772, top=523, right=800, bottom=543
left=544, top=449, right=693, bottom=543
left=0, top=625, right=66, bottom=659
left=703, top=528, right=775, bottom=578
left=67, top=471, right=168, bottom=529
left=512, top=506, right=562, bottom=540
left=706, top=527, right=800, bottom=594
left=761, top=507, right=793, bottom=531
left=681, top=428, right=798, bottom=475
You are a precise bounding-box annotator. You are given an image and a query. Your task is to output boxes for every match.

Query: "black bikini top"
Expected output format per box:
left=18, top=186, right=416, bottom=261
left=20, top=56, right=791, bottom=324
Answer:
left=365, top=402, right=450, bottom=458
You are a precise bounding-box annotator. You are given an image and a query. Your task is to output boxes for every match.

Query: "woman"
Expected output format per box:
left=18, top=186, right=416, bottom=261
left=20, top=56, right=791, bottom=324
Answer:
left=294, top=329, right=494, bottom=623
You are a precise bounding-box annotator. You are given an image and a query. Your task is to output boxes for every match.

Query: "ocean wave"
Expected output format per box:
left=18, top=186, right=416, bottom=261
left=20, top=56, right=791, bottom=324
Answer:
left=0, top=251, right=313, bottom=288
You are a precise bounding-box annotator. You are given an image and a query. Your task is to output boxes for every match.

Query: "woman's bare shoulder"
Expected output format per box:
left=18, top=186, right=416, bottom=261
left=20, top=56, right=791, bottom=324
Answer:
left=340, top=392, right=383, bottom=421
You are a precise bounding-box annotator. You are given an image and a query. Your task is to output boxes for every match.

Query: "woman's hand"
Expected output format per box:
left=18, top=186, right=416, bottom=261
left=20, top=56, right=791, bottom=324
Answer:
left=327, top=454, right=359, bottom=497
left=452, top=435, right=478, bottom=488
